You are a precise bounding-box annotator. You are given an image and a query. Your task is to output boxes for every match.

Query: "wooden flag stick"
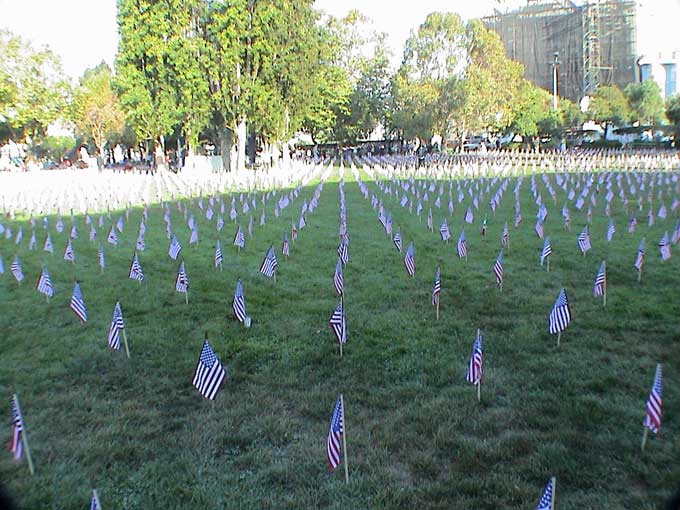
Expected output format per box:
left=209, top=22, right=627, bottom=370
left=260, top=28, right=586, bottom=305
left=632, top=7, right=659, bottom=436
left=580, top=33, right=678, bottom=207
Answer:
left=46, top=295, right=50, bottom=304
left=93, top=490, right=102, bottom=510
left=477, top=380, right=481, bottom=402
left=436, top=299, right=439, bottom=321
left=340, top=394, right=349, bottom=484
left=185, top=291, right=189, bottom=305
left=547, top=258, right=550, bottom=272
left=339, top=342, right=343, bottom=358
left=603, top=260, right=607, bottom=307
left=557, top=331, right=561, bottom=347
left=641, top=426, right=649, bottom=451
left=638, top=266, right=642, bottom=283
left=13, top=394, right=35, bottom=476
left=122, top=329, right=130, bottom=359
left=550, top=476, right=556, bottom=510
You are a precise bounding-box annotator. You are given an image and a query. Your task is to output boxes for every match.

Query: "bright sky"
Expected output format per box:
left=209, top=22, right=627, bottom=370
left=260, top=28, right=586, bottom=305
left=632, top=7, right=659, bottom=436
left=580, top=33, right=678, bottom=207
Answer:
left=0, top=0, right=677, bottom=80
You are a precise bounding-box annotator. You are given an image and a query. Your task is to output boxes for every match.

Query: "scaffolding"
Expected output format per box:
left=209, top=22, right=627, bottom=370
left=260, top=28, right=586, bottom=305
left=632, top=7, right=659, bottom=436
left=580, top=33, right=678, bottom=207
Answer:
left=482, top=0, right=637, bottom=102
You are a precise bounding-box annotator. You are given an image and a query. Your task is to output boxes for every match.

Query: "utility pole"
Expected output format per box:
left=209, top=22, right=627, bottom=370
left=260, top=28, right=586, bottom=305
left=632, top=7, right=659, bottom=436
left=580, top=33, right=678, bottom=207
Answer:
left=552, top=51, right=560, bottom=111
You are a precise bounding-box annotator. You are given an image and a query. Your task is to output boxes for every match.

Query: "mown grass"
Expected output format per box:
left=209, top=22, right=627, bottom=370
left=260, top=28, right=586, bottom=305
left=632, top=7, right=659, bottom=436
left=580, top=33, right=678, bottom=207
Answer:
left=0, top=165, right=678, bottom=509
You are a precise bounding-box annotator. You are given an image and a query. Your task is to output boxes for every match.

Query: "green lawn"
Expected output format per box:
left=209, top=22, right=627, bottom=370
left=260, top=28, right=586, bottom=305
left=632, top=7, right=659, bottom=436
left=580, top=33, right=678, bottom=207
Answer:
left=0, top=164, right=677, bottom=509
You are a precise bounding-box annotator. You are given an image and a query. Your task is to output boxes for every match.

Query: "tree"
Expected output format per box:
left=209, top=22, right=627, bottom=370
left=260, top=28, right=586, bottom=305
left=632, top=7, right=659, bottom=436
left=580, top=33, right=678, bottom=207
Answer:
left=0, top=30, right=70, bottom=148
left=625, top=80, right=666, bottom=125
left=666, top=95, right=680, bottom=145
left=589, top=85, right=630, bottom=136
left=72, top=63, right=124, bottom=161
left=508, top=80, right=552, bottom=139
left=560, top=98, right=584, bottom=129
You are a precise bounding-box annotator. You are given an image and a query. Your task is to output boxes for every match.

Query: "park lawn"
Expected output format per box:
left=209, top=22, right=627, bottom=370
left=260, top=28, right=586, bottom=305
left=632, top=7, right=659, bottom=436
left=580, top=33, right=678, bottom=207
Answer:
left=0, top=165, right=677, bottom=509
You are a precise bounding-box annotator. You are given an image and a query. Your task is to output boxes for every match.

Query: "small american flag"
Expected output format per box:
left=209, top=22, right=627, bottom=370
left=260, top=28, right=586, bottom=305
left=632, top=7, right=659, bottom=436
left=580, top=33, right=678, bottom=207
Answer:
left=593, top=261, right=606, bottom=296
left=628, top=215, right=637, bottom=233
left=216, top=215, right=224, bottom=231
left=189, top=228, right=199, bottom=245
left=259, top=246, right=278, bottom=278
left=541, top=237, right=552, bottom=266
left=393, top=230, right=402, bottom=252
left=333, top=258, right=344, bottom=296
left=70, top=224, right=78, bottom=239
left=116, top=216, right=124, bottom=232
left=493, top=250, right=504, bottom=287
left=11, top=255, right=24, bottom=283
left=606, top=220, right=615, bottom=242
left=465, top=329, right=483, bottom=385
left=70, top=281, right=88, bottom=323
left=536, top=477, right=555, bottom=510
left=291, top=220, right=298, bottom=241
left=36, top=266, right=53, bottom=298
left=107, top=301, right=125, bottom=350
left=90, top=490, right=100, bottom=510
left=326, top=397, right=344, bottom=470
left=28, top=231, right=36, bottom=250
left=232, top=279, right=247, bottom=323
left=658, top=232, right=671, bottom=260
left=464, top=207, right=474, bottom=224
left=672, top=220, right=680, bottom=244
left=233, top=225, right=245, bottom=248
left=329, top=301, right=346, bottom=344
left=176, top=261, right=189, bottom=293
left=282, top=232, right=290, bottom=257
left=136, top=233, right=145, bottom=251
left=192, top=340, right=227, bottom=400
left=128, top=252, right=144, bottom=281
left=548, top=288, right=571, bottom=334
left=168, top=236, right=182, bottom=260
left=500, top=222, right=509, bottom=247
left=431, top=267, right=441, bottom=306
left=107, top=226, right=118, bottom=246
left=337, top=238, right=349, bottom=265
left=63, top=239, right=75, bottom=262
left=577, top=227, right=591, bottom=254
left=439, top=220, right=451, bottom=241
left=98, top=245, right=105, bottom=270
left=457, top=230, right=467, bottom=258
left=43, top=234, right=53, bottom=253
left=426, top=209, right=433, bottom=231
left=9, top=395, right=23, bottom=460
left=535, top=219, right=544, bottom=239
left=404, top=242, right=415, bottom=277
left=634, top=238, right=645, bottom=272
left=214, top=240, right=223, bottom=267
left=643, top=364, right=663, bottom=434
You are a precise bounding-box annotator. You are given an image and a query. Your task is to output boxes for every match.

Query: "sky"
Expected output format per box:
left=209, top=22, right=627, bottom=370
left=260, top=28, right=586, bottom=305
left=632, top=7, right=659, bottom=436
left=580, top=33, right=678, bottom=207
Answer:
left=0, top=0, right=678, bottom=80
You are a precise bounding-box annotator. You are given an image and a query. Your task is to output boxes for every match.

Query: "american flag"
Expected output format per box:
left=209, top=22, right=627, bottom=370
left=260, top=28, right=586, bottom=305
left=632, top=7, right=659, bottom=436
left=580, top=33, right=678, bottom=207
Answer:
left=98, top=245, right=105, bottom=270
left=535, top=219, right=544, bottom=239
left=514, top=209, right=522, bottom=227
left=136, top=233, right=145, bottom=251
left=90, top=490, right=100, bottom=510
left=248, top=215, right=253, bottom=237
left=672, top=220, right=680, bottom=244
left=11, top=255, right=24, bottom=283
left=233, top=225, right=245, bottom=248
left=36, top=266, right=53, bottom=298
left=326, top=396, right=344, bottom=470
left=107, top=226, right=118, bottom=246
left=29, top=230, right=37, bottom=250
left=659, top=232, right=671, bottom=260
left=291, top=220, right=298, bottom=241
left=439, top=220, right=451, bottom=241
left=634, top=238, right=645, bottom=272
left=189, top=228, right=199, bottom=245
left=70, top=281, right=88, bottom=323
left=329, top=301, right=346, bottom=344
left=493, top=250, right=504, bottom=287
left=643, top=364, right=663, bottom=434
left=457, top=230, right=467, bottom=258
left=431, top=267, right=441, bottom=306
left=393, top=230, right=402, bottom=252
left=0, top=254, right=4, bottom=274
left=43, top=234, right=53, bottom=253
left=536, top=477, right=555, bottom=510
left=577, top=227, right=591, bottom=254
left=464, top=207, right=474, bottom=224
left=259, top=246, right=278, bottom=278
left=63, top=239, right=75, bottom=262
left=548, top=288, right=571, bottom=334
left=541, top=237, right=552, bottom=266
left=500, top=222, right=509, bottom=247
left=70, top=224, right=78, bottom=239
left=426, top=208, right=433, bottom=231
left=216, top=215, right=224, bottom=231
left=333, top=258, right=344, bottom=296
left=337, top=238, right=349, bottom=265
left=404, top=242, right=415, bottom=276
left=233, top=279, right=247, bottom=322
left=214, top=240, right=223, bottom=267
left=299, top=213, right=306, bottom=229
left=282, top=232, right=290, bottom=257
left=465, top=329, right=483, bottom=385
left=107, top=301, right=125, bottom=350
left=168, top=236, right=182, bottom=260
left=593, top=261, right=606, bottom=296
left=192, top=340, right=227, bottom=400
left=606, top=220, right=616, bottom=242
left=176, top=261, right=189, bottom=293
left=9, top=396, right=23, bottom=460
left=56, top=215, right=64, bottom=233
left=128, top=251, right=144, bottom=281
left=628, top=215, right=637, bottom=233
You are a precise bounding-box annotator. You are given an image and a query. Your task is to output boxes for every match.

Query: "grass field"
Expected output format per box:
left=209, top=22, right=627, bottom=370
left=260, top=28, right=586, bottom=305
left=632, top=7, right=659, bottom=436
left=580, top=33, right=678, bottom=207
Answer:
left=0, top=163, right=678, bottom=509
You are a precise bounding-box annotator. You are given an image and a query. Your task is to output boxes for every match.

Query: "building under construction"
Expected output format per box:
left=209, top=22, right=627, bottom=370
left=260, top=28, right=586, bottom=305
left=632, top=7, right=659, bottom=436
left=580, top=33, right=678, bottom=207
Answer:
left=482, top=0, right=637, bottom=102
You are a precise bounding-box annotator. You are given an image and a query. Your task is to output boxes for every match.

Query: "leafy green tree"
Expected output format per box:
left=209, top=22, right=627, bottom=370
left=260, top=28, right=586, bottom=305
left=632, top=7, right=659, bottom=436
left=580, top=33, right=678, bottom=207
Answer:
left=625, top=80, right=666, bottom=125
left=560, top=98, right=584, bottom=129
left=509, top=80, right=552, bottom=139
left=72, top=63, right=124, bottom=160
left=666, top=94, right=680, bottom=145
left=589, top=85, right=630, bottom=135
left=0, top=30, right=70, bottom=147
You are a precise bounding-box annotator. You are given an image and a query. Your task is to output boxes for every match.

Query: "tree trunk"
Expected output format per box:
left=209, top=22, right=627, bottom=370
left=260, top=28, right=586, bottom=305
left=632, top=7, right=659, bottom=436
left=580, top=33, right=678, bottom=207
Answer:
left=219, top=127, right=233, bottom=172
left=236, top=116, right=247, bottom=172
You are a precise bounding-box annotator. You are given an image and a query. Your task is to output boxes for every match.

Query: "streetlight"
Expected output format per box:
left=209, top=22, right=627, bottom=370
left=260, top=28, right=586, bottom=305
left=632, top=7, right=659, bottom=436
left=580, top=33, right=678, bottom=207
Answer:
left=552, top=51, right=560, bottom=111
